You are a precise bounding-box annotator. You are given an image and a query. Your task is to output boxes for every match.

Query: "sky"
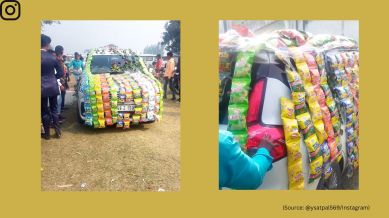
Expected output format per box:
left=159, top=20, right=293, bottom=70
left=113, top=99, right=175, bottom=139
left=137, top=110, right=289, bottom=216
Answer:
left=42, top=20, right=168, bottom=55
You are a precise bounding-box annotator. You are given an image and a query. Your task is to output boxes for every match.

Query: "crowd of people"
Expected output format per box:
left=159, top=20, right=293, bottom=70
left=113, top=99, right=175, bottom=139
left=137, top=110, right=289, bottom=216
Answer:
left=41, top=34, right=84, bottom=140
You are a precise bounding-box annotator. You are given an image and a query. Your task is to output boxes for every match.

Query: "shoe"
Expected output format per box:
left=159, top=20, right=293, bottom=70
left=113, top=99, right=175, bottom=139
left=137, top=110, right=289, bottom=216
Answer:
left=41, top=133, right=50, bottom=140
left=59, top=116, right=66, bottom=124
left=171, top=97, right=176, bottom=101
left=54, top=128, right=62, bottom=138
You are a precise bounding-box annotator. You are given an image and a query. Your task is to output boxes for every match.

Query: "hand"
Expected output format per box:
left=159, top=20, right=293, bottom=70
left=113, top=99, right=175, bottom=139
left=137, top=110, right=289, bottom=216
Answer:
left=258, top=133, right=276, bottom=153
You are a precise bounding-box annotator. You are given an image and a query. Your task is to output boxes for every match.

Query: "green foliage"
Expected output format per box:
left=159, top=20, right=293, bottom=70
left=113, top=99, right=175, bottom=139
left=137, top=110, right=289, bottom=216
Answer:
left=161, top=20, right=180, bottom=54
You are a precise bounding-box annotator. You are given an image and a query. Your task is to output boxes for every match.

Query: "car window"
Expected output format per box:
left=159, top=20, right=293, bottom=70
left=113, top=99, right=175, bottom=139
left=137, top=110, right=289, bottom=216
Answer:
left=91, top=55, right=126, bottom=74
left=261, top=77, right=291, bottom=126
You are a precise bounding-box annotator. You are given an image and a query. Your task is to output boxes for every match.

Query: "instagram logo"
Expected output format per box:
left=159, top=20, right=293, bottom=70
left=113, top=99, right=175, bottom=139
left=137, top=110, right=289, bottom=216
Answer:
left=0, top=0, right=20, bottom=20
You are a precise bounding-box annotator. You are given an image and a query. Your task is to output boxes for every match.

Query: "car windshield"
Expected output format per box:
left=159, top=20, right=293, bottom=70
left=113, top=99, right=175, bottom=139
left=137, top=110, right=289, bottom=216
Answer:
left=91, top=55, right=126, bottom=74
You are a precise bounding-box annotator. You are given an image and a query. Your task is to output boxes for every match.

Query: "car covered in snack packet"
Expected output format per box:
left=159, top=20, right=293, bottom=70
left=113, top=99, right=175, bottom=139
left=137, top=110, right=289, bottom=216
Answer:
left=219, top=30, right=359, bottom=190
left=77, top=48, right=163, bottom=129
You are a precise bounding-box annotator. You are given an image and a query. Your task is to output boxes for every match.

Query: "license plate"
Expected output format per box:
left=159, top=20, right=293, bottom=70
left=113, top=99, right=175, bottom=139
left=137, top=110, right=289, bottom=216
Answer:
left=118, top=104, right=135, bottom=111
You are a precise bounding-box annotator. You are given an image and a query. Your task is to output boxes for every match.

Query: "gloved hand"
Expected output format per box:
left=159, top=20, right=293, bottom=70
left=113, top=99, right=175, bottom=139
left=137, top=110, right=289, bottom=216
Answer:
left=246, top=133, right=276, bottom=157
left=257, top=133, right=276, bottom=153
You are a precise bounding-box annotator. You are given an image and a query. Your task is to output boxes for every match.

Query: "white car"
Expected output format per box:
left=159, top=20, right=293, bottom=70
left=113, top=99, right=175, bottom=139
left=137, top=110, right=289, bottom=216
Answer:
left=77, top=49, right=163, bottom=128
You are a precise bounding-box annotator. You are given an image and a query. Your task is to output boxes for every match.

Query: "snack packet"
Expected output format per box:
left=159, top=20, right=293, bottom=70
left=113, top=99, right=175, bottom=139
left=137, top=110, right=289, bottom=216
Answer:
left=234, top=51, right=255, bottom=78
left=230, top=78, right=250, bottom=104
left=228, top=105, right=248, bottom=131
left=286, top=69, right=304, bottom=92
left=304, top=134, right=321, bottom=159
left=285, top=139, right=302, bottom=166
left=309, top=156, right=323, bottom=183
left=314, top=120, right=327, bottom=144
left=281, top=97, right=295, bottom=119
left=292, top=92, right=308, bottom=115
left=307, top=96, right=323, bottom=122
left=282, top=118, right=300, bottom=144
left=233, top=131, right=248, bottom=151
left=296, top=62, right=311, bottom=84
left=296, top=112, right=314, bottom=136
left=288, top=160, right=305, bottom=190
left=321, top=141, right=331, bottom=163
left=322, top=162, right=333, bottom=180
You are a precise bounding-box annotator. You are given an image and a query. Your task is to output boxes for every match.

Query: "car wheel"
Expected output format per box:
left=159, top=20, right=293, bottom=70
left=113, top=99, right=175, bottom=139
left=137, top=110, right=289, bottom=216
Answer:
left=77, top=101, right=85, bottom=124
left=317, top=161, right=342, bottom=190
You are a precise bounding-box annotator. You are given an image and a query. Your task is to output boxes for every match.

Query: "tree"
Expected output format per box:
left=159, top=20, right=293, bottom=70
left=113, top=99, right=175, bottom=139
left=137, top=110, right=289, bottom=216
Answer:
left=161, top=20, right=180, bottom=54
left=143, top=43, right=165, bottom=55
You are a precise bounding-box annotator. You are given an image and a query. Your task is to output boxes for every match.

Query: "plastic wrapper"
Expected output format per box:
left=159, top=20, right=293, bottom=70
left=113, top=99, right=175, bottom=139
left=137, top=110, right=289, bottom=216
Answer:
left=233, top=51, right=255, bottom=78
left=314, top=120, right=327, bottom=144
left=304, top=134, right=321, bottom=159
left=280, top=97, right=295, bottom=119
left=331, top=116, right=341, bottom=134
left=228, top=105, right=248, bottom=131
left=295, top=62, right=311, bottom=84
left=322, top=162, right=333, bottom=180
left=328, top=138, right=340, bottom=160
left=309, top=156, right=323, bottom=183
left=307, top=96, right=323, bottom=122
left=282, top=118, right=300, bottom=144
left=229, top=78, right=250, bottom=104
left=288, top=160, right=305, bottom=190
left=321, top=141, right=331, bottom=163
left=292, top=92, right=308, bottom=115
left=276, top=29, right=307, bottom=46
left=285, top=139, right=302, bottom=166
left=286, top=69, right=304, bottom=92
left=233, top=131, right=248, bottom=151
left=296, top=112, right=315, bottom=137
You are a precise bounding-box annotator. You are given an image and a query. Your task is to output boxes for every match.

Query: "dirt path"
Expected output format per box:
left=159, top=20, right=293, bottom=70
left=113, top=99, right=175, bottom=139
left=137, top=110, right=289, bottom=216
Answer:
left=41, top=94, right=180, bottom=192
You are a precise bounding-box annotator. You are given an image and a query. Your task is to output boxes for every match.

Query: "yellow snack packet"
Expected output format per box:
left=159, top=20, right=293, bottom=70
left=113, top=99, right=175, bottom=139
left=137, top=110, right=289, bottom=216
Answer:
left=290, top=182, right=304, bottom=190
left=304, top=134, right=320, bottom=156
left=288, top=160, right=305, bottom=189
left=282, top=118, right=300, bottom=144
left=97, top=111, right=104, bottom=119
left=281, top=97, right=295, bottom=119
left=307, top=96, right=323, bottom=122
left=98, top=118, right=105, bottom=128
left=309, top=156, right=323, bottom=182
left=286, top=139, right=302, bottom=166
left=296, top=62, right=311, bottom=84
left=296, top=112, right=313, bottom=130
left=304, top=82, right=315, bottom=98
left=314, top=120, right=327, bottom=144
left=292, top=92, right=305, bottom=106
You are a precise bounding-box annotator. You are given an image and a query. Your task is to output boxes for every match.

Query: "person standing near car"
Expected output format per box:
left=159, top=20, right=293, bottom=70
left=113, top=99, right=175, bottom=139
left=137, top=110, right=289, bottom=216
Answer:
left=163, top=52, right=176, bottom=100
left=41, top=34, right=64, bottom=139
left=155, top=54, right=163, bottom=80
left=174, top=57, right=180, bottom=102
left=219, top=130, right=274, bottom=190
left=69, top=52, right=84, bottom=82
left=54, top=46, right=68, bottom=123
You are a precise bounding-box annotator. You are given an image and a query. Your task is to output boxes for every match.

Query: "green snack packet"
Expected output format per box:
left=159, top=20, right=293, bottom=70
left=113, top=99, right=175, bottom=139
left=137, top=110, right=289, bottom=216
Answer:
left=234, top=51, right=255, bottom=78
left=232, top=130, right=248, bottom=152
left=228, top=104, right=248, bottom=131
left=229, top=78, right=250, bottom=104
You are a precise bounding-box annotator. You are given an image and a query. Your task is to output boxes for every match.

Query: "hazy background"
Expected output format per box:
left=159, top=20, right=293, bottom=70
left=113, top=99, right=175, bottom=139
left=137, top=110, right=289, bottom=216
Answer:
left=42, top=20, right=168, bottom=55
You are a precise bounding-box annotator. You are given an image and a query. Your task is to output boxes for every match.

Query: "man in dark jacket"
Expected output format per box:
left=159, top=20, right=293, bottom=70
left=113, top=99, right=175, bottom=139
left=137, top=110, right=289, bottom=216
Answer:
left=41, top=34, right=64, bottom=139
